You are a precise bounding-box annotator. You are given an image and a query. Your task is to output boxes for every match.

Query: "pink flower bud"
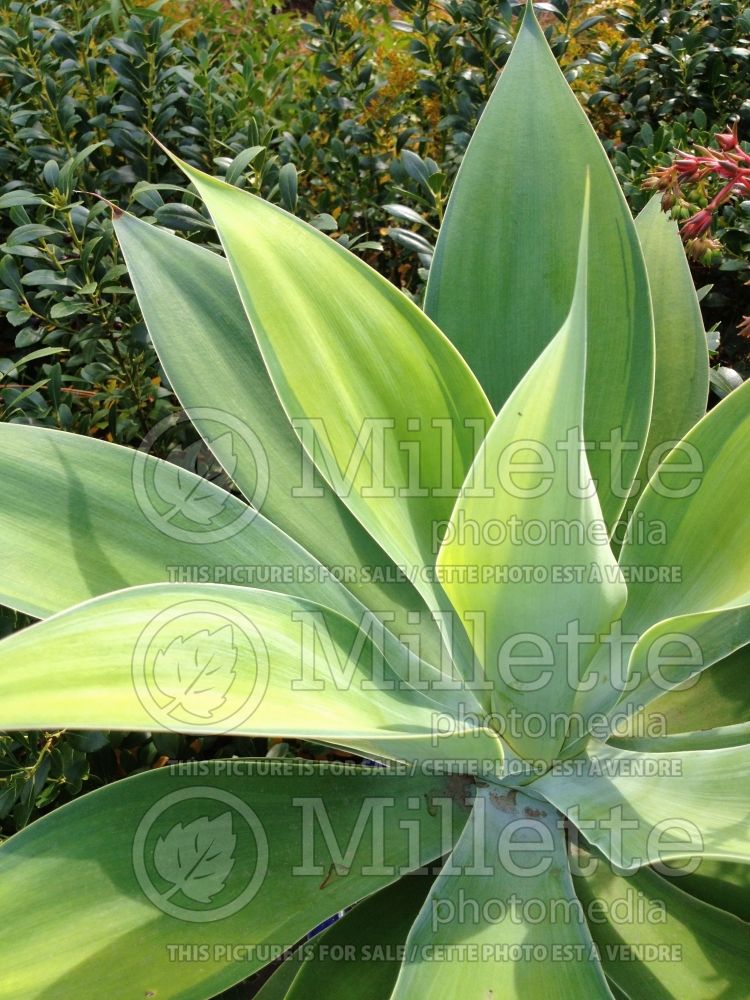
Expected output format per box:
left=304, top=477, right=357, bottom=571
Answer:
left=674, top=157, right=700, bottom=176
left=716, top=125, right=739, bottom=151
left=680, top=208, right=713, bottom=239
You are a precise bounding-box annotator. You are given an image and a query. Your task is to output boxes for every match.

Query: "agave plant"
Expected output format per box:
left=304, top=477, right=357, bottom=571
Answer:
left=1, top=5, right=748, bottom=999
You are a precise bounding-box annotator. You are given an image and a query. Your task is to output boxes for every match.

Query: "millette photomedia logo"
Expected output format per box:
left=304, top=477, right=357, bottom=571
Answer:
left=133, top=787, right=269, bottom=922
left=131, top=599, right=270, bottom=732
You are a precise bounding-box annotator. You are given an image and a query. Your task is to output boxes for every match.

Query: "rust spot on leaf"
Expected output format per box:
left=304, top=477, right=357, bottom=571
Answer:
left=319, top=862, right=349, bottom=889
left=523, top=806, right=548, bottom=818
left=426, top=774, right=474, bottom=816
left=446, top=773, right=474, bottom=809
left=489, top=788, right=517, bottom=812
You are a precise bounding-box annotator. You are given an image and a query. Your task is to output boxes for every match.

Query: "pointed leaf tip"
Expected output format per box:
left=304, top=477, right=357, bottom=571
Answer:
left=424, top=7, right=653, bottom=533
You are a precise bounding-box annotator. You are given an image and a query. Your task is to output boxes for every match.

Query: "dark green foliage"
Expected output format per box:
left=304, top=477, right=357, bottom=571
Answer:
left=0, top=0, right=308, bottom=439
left=584, top=0, right=750, bottom=373
left=588, top=0, right=750, bottom=129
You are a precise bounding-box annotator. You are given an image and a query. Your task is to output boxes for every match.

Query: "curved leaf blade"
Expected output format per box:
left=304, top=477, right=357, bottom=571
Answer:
left=391, top=785, right=612, bottom=998
left=570, top=379, right=750, bottom=741
left=537, top=741, right=750, bottom=868
left=287, top=874, right=433, bottom=1000
left=608, top=722, right=750, bottom=752
left=0, top=424, right=364, bottom=626
left=0, top=583, right=502, bottom=766
left=425, top=4, right=653, bottom=532
left=572, top=844, right=750, bottom=1000
left=167, top=155, right=494, bottom=629
left=0, top=762, right=466, bottom=1000
left=627, top=196, right=709, bottom=513
left=113, top=212, right=446, bottom=668
left=658, top=856, right=750, bottom=923
left=625, top=644, right=750, bottom=737
left=612, top=605, right=750, bottom=723
left=620, top=378, right=750, bottom=636
left=436, top=195, right=626, bottom=762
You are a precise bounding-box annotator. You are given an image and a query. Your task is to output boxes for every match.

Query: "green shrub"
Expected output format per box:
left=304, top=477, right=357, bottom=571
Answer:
left=0, top=0, right=309, bottom=440
left=583, top=0, right=750, bottom=373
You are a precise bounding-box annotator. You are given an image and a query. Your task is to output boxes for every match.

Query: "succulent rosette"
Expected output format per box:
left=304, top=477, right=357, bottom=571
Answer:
left=0, top=6, right=747, bottom=999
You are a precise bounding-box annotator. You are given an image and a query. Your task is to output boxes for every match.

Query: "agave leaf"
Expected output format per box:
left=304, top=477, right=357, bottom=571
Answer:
left=114, top=212, right=445, bottom=668
left=0, top=583, right=501, bottom=765
left=658, top=856, right=750, bottom=923
left=0, top=761, right=466, bottom=1000
left=391, top=785, right=612, bottom=998
left=619, top=378, right=750, bottom=636
left=286, top=874, right=433, bottom=999
left=573, top=602, right=750, bottom=738
left=574, top=379, right=750, bottom=730
left=251, top=960, right=301, bottom=1000
left=436, top=190, right=626, bottom=762
left=606, top=981, right=629, bottom=1000
left=626, top=196, right=709, bottom=515
left=166, top=153, right=494, bottom=647
left=610, top=604, right=750, bottom=723
left=424, top=3, right=653, bottom=533
left=571, top=844, right=750, bottom=1000
left=625, top=644, right=750, bottom=736
left=0, top=424, right=367, bottom=626
left=608, top=722, right=750, bottom=752
left=536, top=741, right=750, bottom=868
left=0, top=423, right=453, bottom=700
